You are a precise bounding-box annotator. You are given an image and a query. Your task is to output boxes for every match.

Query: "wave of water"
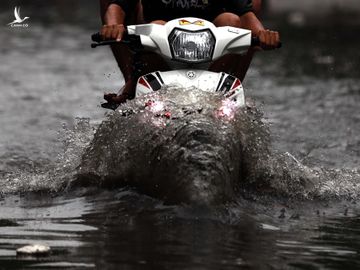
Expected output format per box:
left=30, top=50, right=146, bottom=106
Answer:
left=1, top=87, right=359, bottom=203
left=73, top=87, right=273, bottom=204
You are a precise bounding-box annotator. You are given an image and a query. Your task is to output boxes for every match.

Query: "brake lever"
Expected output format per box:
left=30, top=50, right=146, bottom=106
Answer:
left=91, top=33, right=143, bottom=51
left=91, top=40, right=120, bottom=48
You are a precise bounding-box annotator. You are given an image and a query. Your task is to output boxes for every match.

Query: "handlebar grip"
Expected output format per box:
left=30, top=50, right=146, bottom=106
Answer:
left=91, top=32, right=102, bottom=43
left=91, top=32, right=143, bottom=51
left=251, top=37, right=260, bottom=47
left=251, top=37, right=282, bottom=49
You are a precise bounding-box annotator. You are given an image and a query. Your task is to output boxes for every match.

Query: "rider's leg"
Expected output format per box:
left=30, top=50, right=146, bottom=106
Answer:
left=101, top=1, right=167, bottom=103
left=103, top=17, right=169, bottom=104
left=209, top=11, right=263, bottom=82
left=100, top=0, right=139, bottom=102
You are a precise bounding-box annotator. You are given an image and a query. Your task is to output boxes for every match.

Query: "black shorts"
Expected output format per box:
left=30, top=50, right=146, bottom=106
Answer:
left=110, top=0, right=253, bottom=22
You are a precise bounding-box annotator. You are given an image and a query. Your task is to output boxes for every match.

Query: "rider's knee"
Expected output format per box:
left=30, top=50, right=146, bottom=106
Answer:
left=213, top=12, right=241, bottom=27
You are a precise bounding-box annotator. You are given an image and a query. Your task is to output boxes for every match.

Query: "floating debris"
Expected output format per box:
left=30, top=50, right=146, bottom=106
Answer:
left=16, top=244, right=51, bottom=256
left=0, top=219, right=19, bottom=227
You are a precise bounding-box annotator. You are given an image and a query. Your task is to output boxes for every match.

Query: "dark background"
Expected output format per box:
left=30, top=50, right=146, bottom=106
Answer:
left=0, top=0, right=100, bottom=27
left=1, top=0, right=360, bottom=26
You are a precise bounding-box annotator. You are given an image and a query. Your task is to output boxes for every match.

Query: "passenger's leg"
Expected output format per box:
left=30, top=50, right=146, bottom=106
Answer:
left=100, top=0, right=139, bottom=104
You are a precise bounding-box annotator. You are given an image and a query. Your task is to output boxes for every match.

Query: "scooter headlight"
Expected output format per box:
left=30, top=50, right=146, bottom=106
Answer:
left=169, top=29, right=215, bottom=63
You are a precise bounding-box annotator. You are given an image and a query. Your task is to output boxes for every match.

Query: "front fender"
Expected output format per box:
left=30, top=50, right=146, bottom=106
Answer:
left=135, top=70, right=245, bottom=107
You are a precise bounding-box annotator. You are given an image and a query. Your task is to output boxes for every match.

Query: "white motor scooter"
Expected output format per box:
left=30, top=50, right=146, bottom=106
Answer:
left=91, top=17, right=275, bottom=110
left=88, top=19, right=281, bottom=204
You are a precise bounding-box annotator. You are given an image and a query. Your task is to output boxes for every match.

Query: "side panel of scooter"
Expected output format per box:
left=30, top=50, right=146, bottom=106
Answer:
left=213, top=27, right=252, bottom=59
left=135, top=72, right=165, bottom=97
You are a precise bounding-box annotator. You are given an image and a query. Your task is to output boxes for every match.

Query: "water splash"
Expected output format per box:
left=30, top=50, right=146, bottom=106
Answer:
left=70, top=87, right=271, bottom=204
left=0, top=118, right=95, bottom=195
left=1, top=87, right=359, bottom=203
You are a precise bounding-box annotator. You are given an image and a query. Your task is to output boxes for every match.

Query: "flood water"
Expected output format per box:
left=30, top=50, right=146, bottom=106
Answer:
left=1, top=12, right=360, bottom=269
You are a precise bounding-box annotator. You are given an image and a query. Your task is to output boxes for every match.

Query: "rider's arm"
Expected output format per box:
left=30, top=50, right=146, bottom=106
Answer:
left=245, top=17, right=280, bottom=50
left=227, top=0, right=280, bottom=49
left=100, top=0, right=138, bottom=41
left=104, top=3, right=125, bottom=25
left=242, top=12, right=280, bottom=49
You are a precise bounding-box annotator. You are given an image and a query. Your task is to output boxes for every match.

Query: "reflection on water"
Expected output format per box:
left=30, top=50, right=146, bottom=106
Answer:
left=0, top=194, right=96, bottom=268
left=1, top=191, right=360, bottom=269
left=0, top=16, right=360, bottom=269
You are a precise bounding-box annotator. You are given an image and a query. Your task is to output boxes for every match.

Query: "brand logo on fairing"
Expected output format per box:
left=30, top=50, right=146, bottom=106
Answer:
left=7, top=6, right=30, bottom=28
left=186, top=71, right=196, bottom=79
left=179, top=19, right=204, bottom=26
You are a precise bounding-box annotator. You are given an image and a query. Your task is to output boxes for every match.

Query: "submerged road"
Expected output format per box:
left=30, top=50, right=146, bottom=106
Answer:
left=0, top=16, right=359, bottom=269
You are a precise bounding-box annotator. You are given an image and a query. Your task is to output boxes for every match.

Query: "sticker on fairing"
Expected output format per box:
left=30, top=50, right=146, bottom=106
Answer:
left=179, top=19, right=205, bottom=26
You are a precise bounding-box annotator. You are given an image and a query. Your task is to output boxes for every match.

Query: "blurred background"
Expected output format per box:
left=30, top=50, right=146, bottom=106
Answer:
left=1, top=0, right=360, bottom=25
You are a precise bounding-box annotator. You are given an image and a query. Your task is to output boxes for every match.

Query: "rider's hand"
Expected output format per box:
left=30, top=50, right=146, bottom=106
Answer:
left=257, top=29, right=280, bottom=50
left=100, top=24, right=126, bottom=42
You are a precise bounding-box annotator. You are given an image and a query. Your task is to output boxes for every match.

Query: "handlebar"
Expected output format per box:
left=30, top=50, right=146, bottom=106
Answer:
left=91, top=32, right=143, bottom=50
left=91, top=32, right=103, bottom=43
left=91, top=33, right=281, bottom=50
left=251, top=37, right=282, bottom=49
